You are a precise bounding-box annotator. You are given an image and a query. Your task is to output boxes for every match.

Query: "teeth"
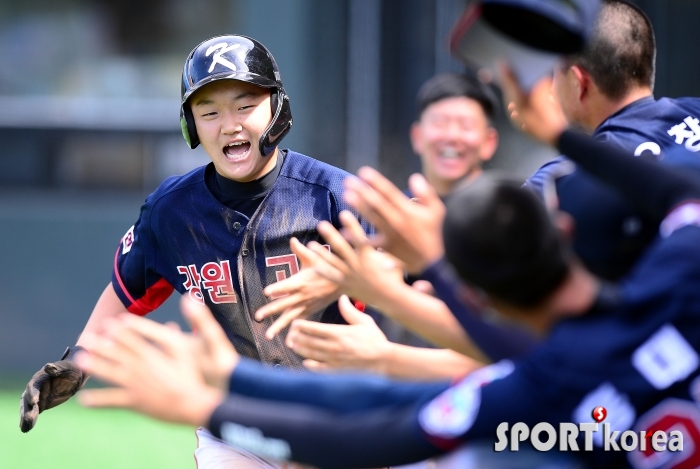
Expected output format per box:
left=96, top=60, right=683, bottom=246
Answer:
left=225, top=142, right=247, bottom=148
left=440, top=148, right=460, bottom=159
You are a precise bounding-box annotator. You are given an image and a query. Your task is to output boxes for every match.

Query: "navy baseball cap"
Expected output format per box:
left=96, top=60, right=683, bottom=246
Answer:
left=449, top=0, right=600, bottom=89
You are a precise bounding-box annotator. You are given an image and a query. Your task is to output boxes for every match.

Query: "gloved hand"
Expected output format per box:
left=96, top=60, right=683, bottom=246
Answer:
left=19, top=346, right=88, bottom=432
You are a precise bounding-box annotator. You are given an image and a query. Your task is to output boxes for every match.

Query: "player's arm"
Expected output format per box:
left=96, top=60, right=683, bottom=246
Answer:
left=75, top=299, right=535, bottom=468
left=19, top=283, right=128, bottom=433
left=287, top=296, right=483, bottom=380
left=502, top=67, right=700, bottom=217
left=76, top=283, right=130, bottom=347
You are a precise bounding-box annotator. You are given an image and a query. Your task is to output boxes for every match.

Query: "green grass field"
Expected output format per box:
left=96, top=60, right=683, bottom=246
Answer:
left=0, top=390, right=197, bottom=469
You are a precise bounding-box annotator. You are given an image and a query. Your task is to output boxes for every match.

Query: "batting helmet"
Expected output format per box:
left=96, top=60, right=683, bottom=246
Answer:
left=180, top=35, right=293, bottom=156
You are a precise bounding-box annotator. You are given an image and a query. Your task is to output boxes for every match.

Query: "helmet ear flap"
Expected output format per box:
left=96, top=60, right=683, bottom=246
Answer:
left=259, top=89, right=293, bottom=156
left=180, top=104, right=200, bottom=149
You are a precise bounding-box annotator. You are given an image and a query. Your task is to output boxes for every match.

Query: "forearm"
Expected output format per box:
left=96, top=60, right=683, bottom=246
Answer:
left=371, top=282, right=488, bottom=360
left=420, top=258, right=539, bottom=361
left=381, top=345, right=484, bottom=381
left=230, top=359, right=450, bottom=412
left=76, top=283, right=130, bottom=348
left=208, top=395, right=442, bottom=469
left=558, top=130, right=700, bottom=218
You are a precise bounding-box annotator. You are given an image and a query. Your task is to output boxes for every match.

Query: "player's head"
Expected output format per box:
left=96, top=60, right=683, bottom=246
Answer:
left=410, top=73, right=499, bottom=196
left=443, top=175, right=570, bottom=309
left=553, top=0, right=655, bottom=128
left=180, top=35, right=293, bottom=181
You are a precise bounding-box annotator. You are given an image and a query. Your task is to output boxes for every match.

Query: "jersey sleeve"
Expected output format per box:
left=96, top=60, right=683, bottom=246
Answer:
left=206, top=360, right=524, bottom=469
left=111, top=197, right=174, bottom=315
left=208, top=358, right=450, bottom=468
left=419, top=258, right=538, bottom=361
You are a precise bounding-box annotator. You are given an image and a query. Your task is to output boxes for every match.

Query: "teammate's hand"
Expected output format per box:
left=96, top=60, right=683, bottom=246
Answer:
left=343, top=169, right=445, bottom=274
left=500, top=64, right=568, bottom=147
left=19, top=348, right=87, bottom=433
left=75, top=309, right=228, bottom=427
left=180, top=297, right=240, bottom=391
left=287, top=295, right=390, bottom=374
left=256, top=237, right=343, bottom=339
left=307, top=211, right=405, bottom=305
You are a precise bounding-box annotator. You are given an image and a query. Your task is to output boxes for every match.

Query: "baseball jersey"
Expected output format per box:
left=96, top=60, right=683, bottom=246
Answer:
left=205, top=220, right=700, bottom=469
left=525, top=96, right=700, bottom=280
left=112, top=150, right=368, bottom=368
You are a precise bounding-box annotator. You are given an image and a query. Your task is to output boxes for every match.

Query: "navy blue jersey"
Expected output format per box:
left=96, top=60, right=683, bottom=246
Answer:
left=112, top=150, right=368, bottom=368
left=206, top=220, right=700, bottom=469
left=525, top=96, right=700, bottom=279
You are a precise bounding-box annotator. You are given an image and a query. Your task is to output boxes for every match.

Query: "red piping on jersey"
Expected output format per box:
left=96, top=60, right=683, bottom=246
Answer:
left=113, top=247, right=174, bottom=316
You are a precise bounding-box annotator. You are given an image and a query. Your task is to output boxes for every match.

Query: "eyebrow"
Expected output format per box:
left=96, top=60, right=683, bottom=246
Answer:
left=192, top=90, right=264, bottom=107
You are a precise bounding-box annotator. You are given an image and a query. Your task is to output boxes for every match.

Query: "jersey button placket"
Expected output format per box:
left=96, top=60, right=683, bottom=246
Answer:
left=233, top=221, right=241, bottom=231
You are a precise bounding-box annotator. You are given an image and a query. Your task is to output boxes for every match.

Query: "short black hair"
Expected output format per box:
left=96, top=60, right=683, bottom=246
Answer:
left=416, top=72, right=498, bottom=121
left=567, top=0, right=656, bottom=99
left=443, top=175, right=570, bottom=308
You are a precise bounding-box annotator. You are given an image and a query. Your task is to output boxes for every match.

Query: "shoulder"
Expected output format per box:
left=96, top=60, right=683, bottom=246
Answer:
left=279, top=150, right=352, bottom=195
left=146, top=165, right=208, bottom=209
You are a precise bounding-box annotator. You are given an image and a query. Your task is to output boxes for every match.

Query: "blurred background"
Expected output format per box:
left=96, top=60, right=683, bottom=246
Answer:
left=0, top=0, right=698, bottom=465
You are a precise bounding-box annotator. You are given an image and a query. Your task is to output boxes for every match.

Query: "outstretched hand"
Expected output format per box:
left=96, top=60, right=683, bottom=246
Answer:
left=287, top=295, right=390, bottom=374
left=500, top=64, right=568, bottom=147
left=343, top=169, right=445, bottom=274
left=75, top=298, right=237, bottom=426
left=256, top=237, right=343, bottom=339
left=308, top=210, right=405, bottom=305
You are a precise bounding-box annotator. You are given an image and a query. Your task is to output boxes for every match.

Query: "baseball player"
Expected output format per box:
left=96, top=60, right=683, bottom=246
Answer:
left=524, top=0, right=700, bottom=280
left=76, top=83, right=700, bottom=467
left=408, top=72, right=499, bottom=198
left=19, top=34, right=367, bottom=468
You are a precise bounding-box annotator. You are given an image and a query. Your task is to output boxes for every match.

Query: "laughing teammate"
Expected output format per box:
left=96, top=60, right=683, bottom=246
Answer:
left=20, top=34, right=367, bottom=468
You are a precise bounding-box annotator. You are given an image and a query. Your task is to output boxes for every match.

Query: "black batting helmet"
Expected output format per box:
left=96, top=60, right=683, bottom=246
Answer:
left=180, top=34, right=293, bottom=156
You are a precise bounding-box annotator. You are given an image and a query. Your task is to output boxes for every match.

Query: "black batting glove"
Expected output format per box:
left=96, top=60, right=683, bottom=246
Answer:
left=19, top=346, right=88, bottom=433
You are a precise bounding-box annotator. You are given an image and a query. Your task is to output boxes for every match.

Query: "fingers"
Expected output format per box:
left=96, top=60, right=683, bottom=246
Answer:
left=302, top=359, right=331, bottom=372
left=407, top=174, right=443, bottom=212
left=265, top=305, right=309, bottom=339
left=256, top=292, right=305, bottom=321
left=287, top=330, right=338, bottom=362
left=78, top=388, right=132, bottom=409
left=261, top=271, right=306, bottom=300
left=356, top=167, right=410, bottom=208
left=181, top=296, right=231, bottom=351
left=290, top=237, right=316, bottom=268
left=19, top=389, right=39, bottom=432
left=337, top=294, right=364, bottom=324
left=337, top=296, right=373, bottom=325
left=344, top=177, right=402, bottom=230
left=307, top=240, right=349, bottom=276
left=74, top=348, right=125, bottom=388
left=338, top=211, right=372, bottom=249
left=316, top=221, right=357, bottom=263
left=111, top=314, right=183, bottom=358
left=498, top=62, right=523, bottom=109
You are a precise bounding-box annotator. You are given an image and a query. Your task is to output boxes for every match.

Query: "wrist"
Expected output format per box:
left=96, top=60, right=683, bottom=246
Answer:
left=184, top=386, right=225, bottom=427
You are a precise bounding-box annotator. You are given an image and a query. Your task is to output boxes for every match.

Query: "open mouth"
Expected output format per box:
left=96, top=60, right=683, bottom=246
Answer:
left=438, top=148, right=461, bottom=160
left=223, top=141, right=252, bottom=160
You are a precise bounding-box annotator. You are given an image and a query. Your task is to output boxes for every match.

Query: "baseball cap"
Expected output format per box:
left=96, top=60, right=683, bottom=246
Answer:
left=449, top=0, right=600, bottom=89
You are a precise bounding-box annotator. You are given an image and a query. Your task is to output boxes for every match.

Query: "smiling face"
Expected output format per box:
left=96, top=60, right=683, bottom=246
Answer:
left=410, top=96, right=498, bottom=196
left=190, top=79, right=277, bottom=182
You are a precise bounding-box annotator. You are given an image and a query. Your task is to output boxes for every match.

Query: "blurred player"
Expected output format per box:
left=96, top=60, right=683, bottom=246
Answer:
left=75, top=76, right=700, bottom=467
left=409, top=72, right=498, bottom=198
left=525, top=0, right=700, bottom=279
left=19, top=34, right=367, bottom=469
